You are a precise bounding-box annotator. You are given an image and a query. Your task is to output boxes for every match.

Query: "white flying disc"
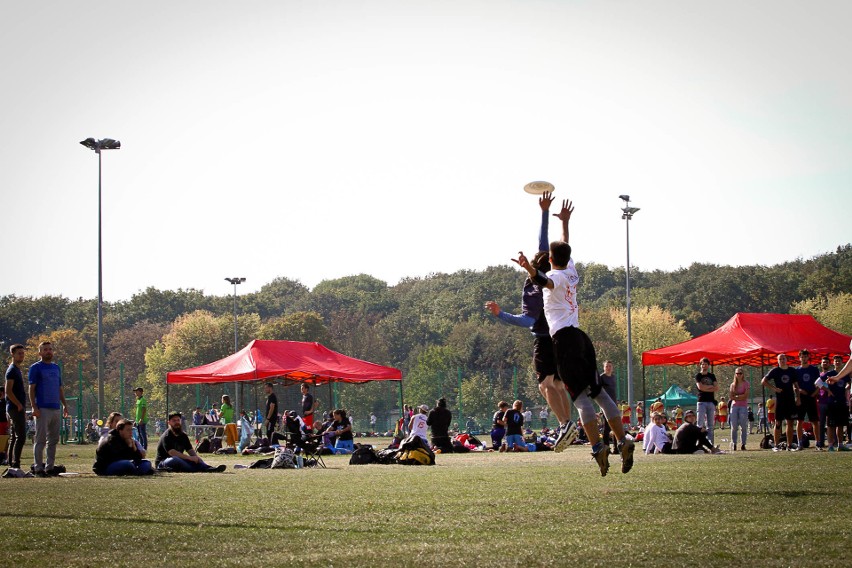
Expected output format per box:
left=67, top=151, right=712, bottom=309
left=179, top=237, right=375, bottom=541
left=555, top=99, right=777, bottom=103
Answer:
left=58, top=472, right=80, bottom=477
left=523, top=181, right=555, bottom=195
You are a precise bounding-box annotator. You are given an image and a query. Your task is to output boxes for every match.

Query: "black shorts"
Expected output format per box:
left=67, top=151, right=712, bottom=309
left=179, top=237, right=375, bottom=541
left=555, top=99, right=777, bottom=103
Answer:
left=533, top=335, right=557, bottom=383
left=551, top=326, right=600, bottom=401
left=797, top=395, right=819, bottom=422
left=827, top=404, right=850, bottom=428
left=775, top=397, right=798, bottom=422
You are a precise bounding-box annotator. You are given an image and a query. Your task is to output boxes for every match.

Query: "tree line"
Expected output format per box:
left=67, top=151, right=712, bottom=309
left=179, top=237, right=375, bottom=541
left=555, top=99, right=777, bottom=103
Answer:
left=1, top=244, right=849, bottom=425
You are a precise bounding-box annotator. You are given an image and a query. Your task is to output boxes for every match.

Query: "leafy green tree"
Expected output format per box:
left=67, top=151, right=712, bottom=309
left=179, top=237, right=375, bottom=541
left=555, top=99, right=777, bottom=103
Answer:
left=404, top=345, right=461, bottom=408
left=142, top=310, right=260, bottom=414
left=242, top=277, right=311, bottom=319
left=258, top=311, right=330, bottom=344
left=310, top=274, right=396, bottom=316
left=792, top=293, right=852, bottom=336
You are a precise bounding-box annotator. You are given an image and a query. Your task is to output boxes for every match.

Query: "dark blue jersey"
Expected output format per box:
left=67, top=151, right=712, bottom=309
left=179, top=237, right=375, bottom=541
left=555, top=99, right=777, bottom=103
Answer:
left=764, top=366, right=797, bottom=400
left=796, top=365, right=820, bottom=394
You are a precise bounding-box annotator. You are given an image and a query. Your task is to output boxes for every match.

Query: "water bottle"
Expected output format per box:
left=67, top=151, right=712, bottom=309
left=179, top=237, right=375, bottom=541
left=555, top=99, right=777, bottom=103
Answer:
left=296, top=455, right=304, bottom=468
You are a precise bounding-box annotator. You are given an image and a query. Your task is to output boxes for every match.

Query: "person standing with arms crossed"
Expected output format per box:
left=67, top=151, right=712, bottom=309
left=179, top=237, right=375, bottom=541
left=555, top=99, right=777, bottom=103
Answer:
left=28, top=341, right=69, bottom=476
left=695, top=358, right=719, bottom=445
left=300, top=383, right=315, bottom=431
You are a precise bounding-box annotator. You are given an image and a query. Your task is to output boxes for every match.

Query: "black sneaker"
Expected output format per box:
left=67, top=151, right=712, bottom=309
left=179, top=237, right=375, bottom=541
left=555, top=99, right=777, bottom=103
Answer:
left=206, top=464, right=227, bottom=473
left=33, top=469, right=47, bottom=478
left=553, top=421, right=579, bottom=453
left=45, top=468, right=62, bottom=477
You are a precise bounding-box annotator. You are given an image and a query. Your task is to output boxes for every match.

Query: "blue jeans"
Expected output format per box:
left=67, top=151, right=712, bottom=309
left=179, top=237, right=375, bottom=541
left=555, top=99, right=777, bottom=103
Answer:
left=333, top=439, right=354, bottom=454
left=105, top=459, right=154, bottom=476
left=137, top=423, right=148, bottom=449
left=696, top=402, right=716, bottom=444
left=158, top=456, right=211, bottom=472
left=505, top=434, right=525, bottom=449
left=729, top=406, right=748, bottom=447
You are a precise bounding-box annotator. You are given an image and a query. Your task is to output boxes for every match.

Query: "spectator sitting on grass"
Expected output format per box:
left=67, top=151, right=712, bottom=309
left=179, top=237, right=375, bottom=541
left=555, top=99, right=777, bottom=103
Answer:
left=427, top=398, right=453, bottom=453
left=672, top=409, right=721, bottom=454
left=93, top=419, right=153, bottom=476
left=155, top=412, right=226, bottom=473
left=98, top=412, right=123, bottom=446
left=323, top=409, right=354, bottom=454
left=409, top=405, right=429, bottom=446
left=502, top=400, right=529, bottom=452
left=643, top=412, right=672, bottom=454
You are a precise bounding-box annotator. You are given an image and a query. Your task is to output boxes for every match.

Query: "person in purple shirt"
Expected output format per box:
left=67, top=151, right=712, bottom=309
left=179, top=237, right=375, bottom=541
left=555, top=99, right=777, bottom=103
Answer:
left=28, top=341, right=68, bottom=476
left=815, top=355, right=833, bottom=448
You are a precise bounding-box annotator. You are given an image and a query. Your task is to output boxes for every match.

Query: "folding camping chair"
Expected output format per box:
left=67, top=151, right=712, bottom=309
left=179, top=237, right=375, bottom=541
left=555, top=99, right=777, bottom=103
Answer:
left=282, top=431, right=326, bottom=469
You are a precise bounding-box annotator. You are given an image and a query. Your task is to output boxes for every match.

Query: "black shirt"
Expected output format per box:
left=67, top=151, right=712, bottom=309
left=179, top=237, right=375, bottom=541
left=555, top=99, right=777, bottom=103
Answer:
left=764, top=367, right=797, bottom=400
left=492, top=410, right=505, bottom=428
left=94, top=430, right=144, bottom=474
left=155, top=428, right=194, bottom=466
left=266, top=392, right=278, bottom=422
left=427, top=406, right=452, bottom=438
left=695, top=372, right=717, bottom=403
left=301, top=392, right=314, bottom=415
left=331, top=417, right=353, bottom=441
left=504, top=409, right=524, bottom=436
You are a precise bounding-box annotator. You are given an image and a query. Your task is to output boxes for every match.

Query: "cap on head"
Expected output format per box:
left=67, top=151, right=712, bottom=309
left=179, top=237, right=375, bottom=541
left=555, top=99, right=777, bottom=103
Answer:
left=168, top=411, right=182, bottom=420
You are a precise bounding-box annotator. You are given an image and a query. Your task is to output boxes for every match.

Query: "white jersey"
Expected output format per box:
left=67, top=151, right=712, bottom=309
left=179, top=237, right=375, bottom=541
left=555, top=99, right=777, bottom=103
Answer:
left=410, top=413, right=428, bottom=443
left=543, top=260, right=580, bottom=334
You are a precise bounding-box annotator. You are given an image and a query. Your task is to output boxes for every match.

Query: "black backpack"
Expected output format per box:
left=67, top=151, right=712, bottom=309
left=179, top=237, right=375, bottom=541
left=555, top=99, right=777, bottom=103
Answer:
left=349, top=445, right=378, bottom=465
left=759, top=434, right=774, bottom=449
left=196, top=437, right=212, bottom=453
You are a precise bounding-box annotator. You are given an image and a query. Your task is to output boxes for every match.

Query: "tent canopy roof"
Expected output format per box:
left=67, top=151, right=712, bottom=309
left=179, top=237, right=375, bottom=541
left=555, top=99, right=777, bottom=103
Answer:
left=167, top=339, right=402, bottom=385
left=642, top=313, right=851, bottom=367
left=645, top=385, right=698, bottom=407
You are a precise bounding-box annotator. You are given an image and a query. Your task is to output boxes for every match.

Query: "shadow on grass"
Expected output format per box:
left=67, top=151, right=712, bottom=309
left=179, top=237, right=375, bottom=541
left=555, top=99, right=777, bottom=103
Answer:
left=642, top=489, right=832, bottom=498
left=1, top=512, right=275, bottom=530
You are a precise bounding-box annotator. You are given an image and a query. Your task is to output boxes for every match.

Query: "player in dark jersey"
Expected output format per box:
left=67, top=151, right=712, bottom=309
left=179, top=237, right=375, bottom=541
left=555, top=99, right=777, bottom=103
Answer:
left=762, top=354, right=800, bottom=451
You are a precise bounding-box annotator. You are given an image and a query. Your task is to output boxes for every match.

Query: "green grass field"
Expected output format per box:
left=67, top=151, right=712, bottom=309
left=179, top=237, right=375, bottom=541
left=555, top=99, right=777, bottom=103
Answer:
left=4, top=438, right=848, bottom=567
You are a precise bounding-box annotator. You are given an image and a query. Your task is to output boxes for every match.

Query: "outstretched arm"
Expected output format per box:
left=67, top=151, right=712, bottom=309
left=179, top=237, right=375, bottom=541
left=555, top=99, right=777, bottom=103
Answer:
left=553, top=199, right=574, bottom=244
left=485, top=301, right=536, bottom=328
left=538, top=191, right=554, bottom=252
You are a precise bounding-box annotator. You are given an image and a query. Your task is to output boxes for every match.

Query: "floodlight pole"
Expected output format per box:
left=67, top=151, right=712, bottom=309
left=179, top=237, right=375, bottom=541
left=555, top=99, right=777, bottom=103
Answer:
left=620, top=196, right=640, bottom=424
left=80, top=138, right=120, bottom=420
left=225, top=277, right=246, bottom=416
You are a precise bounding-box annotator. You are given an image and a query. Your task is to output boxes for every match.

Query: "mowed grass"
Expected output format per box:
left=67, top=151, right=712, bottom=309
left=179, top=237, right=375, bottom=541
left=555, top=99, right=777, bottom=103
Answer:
left=4, top=438, right=849, bottom=567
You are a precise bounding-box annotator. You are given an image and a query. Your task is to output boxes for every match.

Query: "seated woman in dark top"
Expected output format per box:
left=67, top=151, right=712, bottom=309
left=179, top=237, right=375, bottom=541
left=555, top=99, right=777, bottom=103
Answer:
left=93, top=419, right=153, bottom=476
left=427, top=398, right=453, bottom=453
left=322, top=409, right=354, bottom=454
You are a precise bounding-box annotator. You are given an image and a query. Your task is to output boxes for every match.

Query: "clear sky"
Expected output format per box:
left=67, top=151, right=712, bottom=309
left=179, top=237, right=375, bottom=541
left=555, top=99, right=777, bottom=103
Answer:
left=2, top=1, right=850, bottom=301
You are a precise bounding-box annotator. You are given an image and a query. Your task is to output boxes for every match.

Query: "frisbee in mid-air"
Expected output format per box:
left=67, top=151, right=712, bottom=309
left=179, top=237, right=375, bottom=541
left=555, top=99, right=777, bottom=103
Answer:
left=523, top=181, right=555, bottom=195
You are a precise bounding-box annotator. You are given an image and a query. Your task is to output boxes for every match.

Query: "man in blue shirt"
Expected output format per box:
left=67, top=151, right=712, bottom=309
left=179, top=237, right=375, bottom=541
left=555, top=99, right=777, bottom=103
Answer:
left=28, top=341, right=68, bottom=476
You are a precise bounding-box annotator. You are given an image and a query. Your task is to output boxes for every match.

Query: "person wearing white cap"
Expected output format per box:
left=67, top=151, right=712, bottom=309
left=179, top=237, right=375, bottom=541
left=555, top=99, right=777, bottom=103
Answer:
left=409, top=405, right=430, bottom=445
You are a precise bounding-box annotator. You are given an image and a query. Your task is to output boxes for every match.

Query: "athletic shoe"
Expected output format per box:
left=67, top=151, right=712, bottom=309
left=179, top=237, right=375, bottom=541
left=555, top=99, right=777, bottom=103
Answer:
left=741, top=445, right=746, bottom=451
left=33, top=469, right=47, bottom=478
left=207, top=464, right=227, bottom=473
left=838, top=445, right=851, bottom=452
left=772, top=447, right=784, bottom=452
left=592, top=445, right=610, bottom=477
left=618, top=438, right=635, bottom=474
left=828, top=446, right=837, bottom=452
left=553, top=421, right=578, bottom=453
left=790, top=446, right=801, bottom=452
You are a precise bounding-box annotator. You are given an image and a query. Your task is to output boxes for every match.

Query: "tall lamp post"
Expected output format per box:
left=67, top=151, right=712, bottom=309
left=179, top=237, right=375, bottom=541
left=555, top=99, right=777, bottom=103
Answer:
left=619, top=195, right=640, bottom=424
left=225, top=277, right=246, bottom=415
left=80, top=137, right=121, bottom=420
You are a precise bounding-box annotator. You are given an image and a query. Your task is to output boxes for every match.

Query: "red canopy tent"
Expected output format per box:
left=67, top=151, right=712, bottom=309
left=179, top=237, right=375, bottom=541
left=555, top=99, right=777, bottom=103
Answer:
left=167, top=339, right=402, bottom=385
left=642, top=313, right=851, bottom=367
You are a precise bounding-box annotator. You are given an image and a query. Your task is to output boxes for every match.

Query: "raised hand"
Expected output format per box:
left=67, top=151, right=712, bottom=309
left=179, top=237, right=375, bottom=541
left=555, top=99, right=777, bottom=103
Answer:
left=539, top=191, right=554, bottom=211
left=511, top=251, right=533, bottom=273
left=484, top=301, right=501, bottom=316
left=553, top=199, right=574, bottom=222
